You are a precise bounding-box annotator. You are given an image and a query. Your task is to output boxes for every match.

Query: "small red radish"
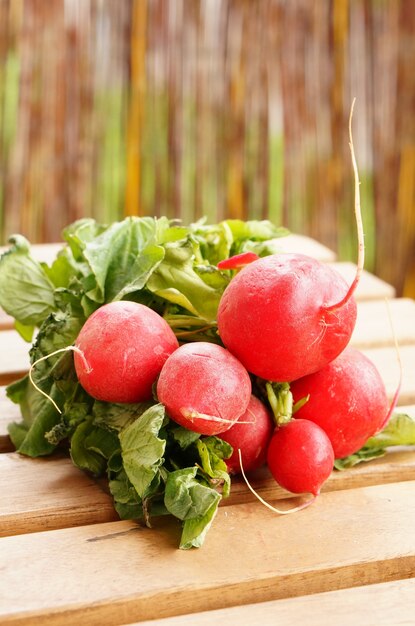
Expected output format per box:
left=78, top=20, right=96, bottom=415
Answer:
left=290, top=346, right=390, bottom=458
left=219, top=395, right=274, bottom=474
left=217, top=101, right=363, bottom=383
left=156, top=341, right=251, bottom=435
left=267, top=419, right=335, bottom=496
left=74, top=301, right=179, bottom=403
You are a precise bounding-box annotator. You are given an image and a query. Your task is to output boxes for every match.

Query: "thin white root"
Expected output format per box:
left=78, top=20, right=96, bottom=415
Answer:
left=238, top=449, right=317, bottom=515
left=378, top=299, right=403, bottom=430
left=180, top=408, right=255, bottom=426
left=324, top=97, right=365, bottom=313
left=29, top=345, right=91, bottom=415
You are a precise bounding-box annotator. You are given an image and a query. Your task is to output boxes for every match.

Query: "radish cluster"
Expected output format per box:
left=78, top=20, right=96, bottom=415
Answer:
left=67, top=104, right=394, bottom=516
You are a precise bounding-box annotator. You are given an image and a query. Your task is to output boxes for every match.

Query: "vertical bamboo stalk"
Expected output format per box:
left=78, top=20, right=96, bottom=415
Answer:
left=226, top=0, right=246, bottom=220
left=125, top=0, right=147, bottom=216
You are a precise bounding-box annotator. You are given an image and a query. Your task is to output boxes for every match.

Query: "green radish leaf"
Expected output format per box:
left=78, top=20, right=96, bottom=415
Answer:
left=119, top=403, right=166, bottom=499
left=70, top=420, right=107, bottom=476
left=93, top=401, right=154, bottom=432
left=146, top=239, right=222, bottom=322
left=334, top=412, right=415, bottom=470
left=0, top=234, right=56, bottom=326
left=365, top=412, right=415, bottom=448
left=179, top=497, right=220, bottom=550
left=164, top=466, right=221, bottom=521
left=334, top=448, right=386, bottom=470
left=196, top=436, right=232, bottom=498
left=74, top=217, right=167, bottom=303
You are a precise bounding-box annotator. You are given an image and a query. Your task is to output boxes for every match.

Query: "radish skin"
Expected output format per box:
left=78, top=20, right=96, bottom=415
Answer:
left=220, top=395, right=274, bottom=474
left=74, top=301, right=179, bottom=403
left=156, top=341, right=251, bottom=435
left=290, top=347, right=389, bottom=458
left=267, top=419, right=335, bottom=496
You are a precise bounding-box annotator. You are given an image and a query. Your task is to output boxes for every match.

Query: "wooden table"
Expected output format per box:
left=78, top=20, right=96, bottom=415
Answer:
left=1, top=240, right=414, bottom=625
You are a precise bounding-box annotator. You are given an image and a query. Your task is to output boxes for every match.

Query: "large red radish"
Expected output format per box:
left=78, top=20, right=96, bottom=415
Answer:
left=217, top=100, right=363, bottom=382
left=74, top=301, right=179, bottom=403
left=267, top=419, right=335, bottom=496
left=219, top=395, right=274, bottom=474
left=217, top=254, right=358, bottom=382
left=156, top=341, right=251, bottom=435
left=290, top=346, right=390, bottom=458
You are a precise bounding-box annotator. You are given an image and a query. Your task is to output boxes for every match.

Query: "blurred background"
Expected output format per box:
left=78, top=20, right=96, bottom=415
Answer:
left=0, top=0, right=414, bottom=295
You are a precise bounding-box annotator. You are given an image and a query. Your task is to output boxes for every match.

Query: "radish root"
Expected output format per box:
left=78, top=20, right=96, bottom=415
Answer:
left=180, top=408, right=255, bottom=426
left=377, top=298, right=403, bottom=431
left=238, top=449, right=317, bottom=515
left=29, top=345, right=92, bottom=414
left=324, top=97, right=365, bottom=314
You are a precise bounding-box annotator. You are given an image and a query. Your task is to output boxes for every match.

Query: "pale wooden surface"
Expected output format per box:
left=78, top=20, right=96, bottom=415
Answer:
left=0, top=242, right=63, bottom=265
left=1, top=240, right=415, bottom=625
left=136, top=578, right=415, bottom=626
left=274, top=233, right=337, bottom=262
left=329, top=261, right=396, bottom=300
left=352, top=297, right=415, bottom=349
left=1, top=480, right=415, bottom=625
left=0, top=452, right=118, bottom=537
left=362, top=345, right=415, bottom=405
left=0, top=329, right=30, bottom=384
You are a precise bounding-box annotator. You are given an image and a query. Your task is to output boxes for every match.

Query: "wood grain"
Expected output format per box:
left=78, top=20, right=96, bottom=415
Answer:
left=0, top=453, right=118, bottom=537
left=135, top=578, right=415, bottom=626
left=1, top=480, right=414, bottom=625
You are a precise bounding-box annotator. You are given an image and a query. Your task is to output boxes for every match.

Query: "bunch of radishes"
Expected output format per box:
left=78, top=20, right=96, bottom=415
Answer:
left=72, top=102, right=397, bottom=509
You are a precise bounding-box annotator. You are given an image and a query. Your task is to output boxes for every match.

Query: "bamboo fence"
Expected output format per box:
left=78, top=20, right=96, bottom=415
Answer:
left=0, top=0, right=414, bottom=296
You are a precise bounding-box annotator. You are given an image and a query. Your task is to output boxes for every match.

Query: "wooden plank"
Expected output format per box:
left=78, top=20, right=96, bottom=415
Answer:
left=329, top=262, right=396, bottom=301
left=2, top=444, right=415, bottom=538
left=1, top=480, right=415, bottom=625
left=275, top=234, right=337, bottom=262
left=0, top=453, right=118, bottom=537
left=135, top=578, right=415, bottom=626
left=352, top=298, right=415, bottom=349
left=0, top=330, right=30, bottom=385
left=362, top=345, right=415, bottom=406
left=0, top=242, right=63, bottom=265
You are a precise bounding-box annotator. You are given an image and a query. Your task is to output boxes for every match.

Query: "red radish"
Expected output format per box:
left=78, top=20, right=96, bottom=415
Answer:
left=217, top=101, right=363, bottom=383
left=290, top=346, right=390, bottom=458
left=219, top=395, right=274, bottom=474
left=156, top=341, right=251, bottom=436
left=217, top=254, right=358, bottom=382
left=267, top=419, right=335, bottom=496
left=74, top=301, right=179, bottom=403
